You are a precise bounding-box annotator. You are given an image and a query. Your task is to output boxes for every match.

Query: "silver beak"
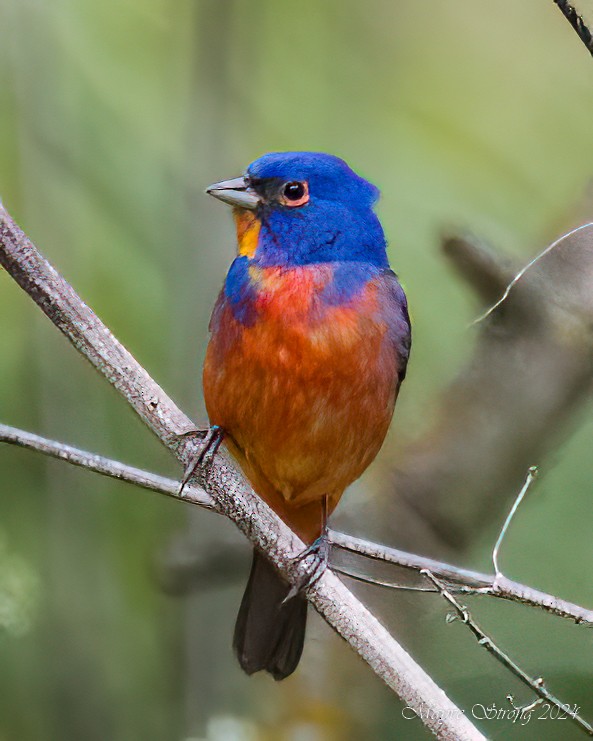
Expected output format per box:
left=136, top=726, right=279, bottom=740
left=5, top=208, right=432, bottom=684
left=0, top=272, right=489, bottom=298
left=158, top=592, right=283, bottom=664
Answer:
left=206, top=176, right=260, bottom=210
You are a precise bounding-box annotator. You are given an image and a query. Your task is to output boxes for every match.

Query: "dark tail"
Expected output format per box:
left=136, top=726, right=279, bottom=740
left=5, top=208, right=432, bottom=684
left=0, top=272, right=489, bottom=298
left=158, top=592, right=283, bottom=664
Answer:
left=233, top=550, right=307, bottom=680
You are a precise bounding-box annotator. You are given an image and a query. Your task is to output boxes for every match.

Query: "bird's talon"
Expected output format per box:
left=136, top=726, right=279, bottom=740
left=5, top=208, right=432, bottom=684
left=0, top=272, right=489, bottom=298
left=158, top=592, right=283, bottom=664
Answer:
left=283, top=533, right=330, bottom=603
left=178, top=425, right=224, bottom=496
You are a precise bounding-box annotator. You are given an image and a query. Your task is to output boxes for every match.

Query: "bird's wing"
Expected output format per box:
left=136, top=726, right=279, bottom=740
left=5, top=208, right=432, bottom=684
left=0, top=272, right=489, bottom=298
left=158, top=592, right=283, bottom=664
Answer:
left=377, top=268, right=412, bottom=384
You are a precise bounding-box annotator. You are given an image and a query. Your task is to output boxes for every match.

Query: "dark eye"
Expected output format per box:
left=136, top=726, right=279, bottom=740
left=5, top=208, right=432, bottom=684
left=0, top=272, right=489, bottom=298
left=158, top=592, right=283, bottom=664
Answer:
left=284, top=182, right=304, bottom=200
left=281, top=181, right=309, bottom=207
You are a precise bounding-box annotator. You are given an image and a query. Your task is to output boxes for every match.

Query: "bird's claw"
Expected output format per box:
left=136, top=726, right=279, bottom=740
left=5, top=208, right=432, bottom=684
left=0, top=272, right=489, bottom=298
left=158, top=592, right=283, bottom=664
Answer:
left=178, top=425, right=224, bottom=496
left=283, top=533, right=330, bottom=604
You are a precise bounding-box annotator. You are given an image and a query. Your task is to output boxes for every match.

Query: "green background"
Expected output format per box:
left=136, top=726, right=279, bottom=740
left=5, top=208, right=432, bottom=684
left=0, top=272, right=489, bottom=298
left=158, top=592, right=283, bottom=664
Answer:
left=2, top=1, right=593, bottom=739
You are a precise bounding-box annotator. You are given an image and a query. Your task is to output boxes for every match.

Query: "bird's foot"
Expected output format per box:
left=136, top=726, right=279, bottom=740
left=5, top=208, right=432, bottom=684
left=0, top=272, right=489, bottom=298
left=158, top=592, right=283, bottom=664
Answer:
left=283, top=531, right=330, bottom=604
left=178, top=425, right=225, bottom=496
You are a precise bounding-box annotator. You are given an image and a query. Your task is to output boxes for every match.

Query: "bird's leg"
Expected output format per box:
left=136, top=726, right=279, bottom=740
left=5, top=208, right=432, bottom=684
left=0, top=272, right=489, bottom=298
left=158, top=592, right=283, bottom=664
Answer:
left=320, top=492, right=328, bottom=536
left=178, top=425, right=225, bottom=496
left=283, top=495, right=330, bottom=603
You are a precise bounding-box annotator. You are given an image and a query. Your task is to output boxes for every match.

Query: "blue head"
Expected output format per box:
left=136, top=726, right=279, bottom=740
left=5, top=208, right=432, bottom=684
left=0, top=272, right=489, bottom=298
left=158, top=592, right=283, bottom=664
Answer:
left=207, top=152, right=389, bottom=268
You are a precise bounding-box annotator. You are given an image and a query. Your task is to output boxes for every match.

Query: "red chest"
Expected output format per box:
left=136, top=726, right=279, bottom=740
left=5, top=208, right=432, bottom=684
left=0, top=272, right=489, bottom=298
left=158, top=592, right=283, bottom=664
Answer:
left=203, top=266, right=400, bottom=513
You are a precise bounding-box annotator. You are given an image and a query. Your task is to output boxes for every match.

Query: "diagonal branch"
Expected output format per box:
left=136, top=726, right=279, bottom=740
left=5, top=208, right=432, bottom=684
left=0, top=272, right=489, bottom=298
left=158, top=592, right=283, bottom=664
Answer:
left=0, top=205, right=484, bottom=740
left=2, top=422, right=593, bottom=625
left=554, top=0, right=593, bottom=58
left=424, top=570, right=593, bottom=737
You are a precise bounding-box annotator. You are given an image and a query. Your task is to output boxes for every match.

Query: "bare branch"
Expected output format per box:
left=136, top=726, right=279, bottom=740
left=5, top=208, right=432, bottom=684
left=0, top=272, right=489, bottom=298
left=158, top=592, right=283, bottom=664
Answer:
left=330, top=531, right=593, bottom=624
left=3, top=423, right=593, bottom=625
left=554, top=0, right=593, bottom=58
left=423, top=570, right=593, bottom=737
left=0, top=205, right=484, bottom=740
left=441, top=233, right=517, bottom=305
left=0, top=422, right=214, bottom=509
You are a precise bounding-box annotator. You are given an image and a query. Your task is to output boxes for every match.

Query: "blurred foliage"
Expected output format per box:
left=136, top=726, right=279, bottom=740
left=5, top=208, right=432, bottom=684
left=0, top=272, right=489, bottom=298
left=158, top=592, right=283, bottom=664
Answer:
left=0, top=530, right=38, bottom=636
left=2, top=0, right=593, bottom=739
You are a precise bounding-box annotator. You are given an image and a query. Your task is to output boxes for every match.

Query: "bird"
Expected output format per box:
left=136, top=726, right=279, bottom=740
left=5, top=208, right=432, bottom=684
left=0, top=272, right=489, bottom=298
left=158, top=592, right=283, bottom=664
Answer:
left=200, top=152, right=411, bottom=680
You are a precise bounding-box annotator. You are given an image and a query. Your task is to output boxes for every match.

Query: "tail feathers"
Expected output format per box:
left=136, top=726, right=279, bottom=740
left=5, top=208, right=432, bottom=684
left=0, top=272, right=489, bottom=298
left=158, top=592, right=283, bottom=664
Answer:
left=233, top=550, right=307, bottom=680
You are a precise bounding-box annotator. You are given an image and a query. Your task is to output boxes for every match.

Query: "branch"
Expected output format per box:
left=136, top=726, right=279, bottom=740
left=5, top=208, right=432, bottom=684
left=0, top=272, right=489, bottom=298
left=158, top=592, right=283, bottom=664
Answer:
left=3, top=423, right=593, bottom=625
left=330, top=531, right=593, bottom=625
left=0, top=422, right=214, bottom=510
left=423, top=570, right=593, bottom=737
left=441, top=233, right=517, bottom=305
left=554, top=0, right=593, bottom=58
left=0, top=205, right=484, bottom=740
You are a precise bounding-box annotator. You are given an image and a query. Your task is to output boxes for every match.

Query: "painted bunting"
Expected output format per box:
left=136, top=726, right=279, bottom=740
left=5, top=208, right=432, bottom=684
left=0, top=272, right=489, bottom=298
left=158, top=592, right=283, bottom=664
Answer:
left=202, top=152, right=411, bottom=679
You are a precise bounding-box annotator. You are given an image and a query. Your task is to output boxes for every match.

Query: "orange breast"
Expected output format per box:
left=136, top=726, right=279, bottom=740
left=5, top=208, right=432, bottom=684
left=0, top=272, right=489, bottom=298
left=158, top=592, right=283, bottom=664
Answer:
left=203, top=266, right=399, bottom=541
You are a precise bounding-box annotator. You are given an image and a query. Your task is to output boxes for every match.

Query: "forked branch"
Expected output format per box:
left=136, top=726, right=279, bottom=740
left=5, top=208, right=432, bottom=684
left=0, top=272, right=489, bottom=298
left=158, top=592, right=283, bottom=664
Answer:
left=2, top=422, right=593, bottom=626
left=0, top=205, right=484, bottom=740
left=424, top=570, right=593, bottom=737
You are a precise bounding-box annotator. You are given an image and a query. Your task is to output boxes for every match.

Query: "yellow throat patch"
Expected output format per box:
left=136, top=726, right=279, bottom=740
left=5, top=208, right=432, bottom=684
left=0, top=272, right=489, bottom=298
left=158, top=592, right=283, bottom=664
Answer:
left=233, top=208, right=260, bottom=259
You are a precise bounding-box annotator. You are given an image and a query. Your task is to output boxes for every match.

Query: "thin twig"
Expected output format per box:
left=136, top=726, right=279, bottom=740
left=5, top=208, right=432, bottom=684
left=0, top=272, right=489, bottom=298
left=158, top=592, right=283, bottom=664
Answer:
left=423, top=569, right=593, bottom=737
left=0, top=205, right=484, bottom=740
left=0, top=423, right=214, bottom=509
left=331, top=565, right=477, bottom=595
left=492, top=466, right=538, bottom=579
left=2, top=423, right=593, bottom=625
left=554, top=0, right=593, bottom=58
left=471, top=222, right=593, bottom=325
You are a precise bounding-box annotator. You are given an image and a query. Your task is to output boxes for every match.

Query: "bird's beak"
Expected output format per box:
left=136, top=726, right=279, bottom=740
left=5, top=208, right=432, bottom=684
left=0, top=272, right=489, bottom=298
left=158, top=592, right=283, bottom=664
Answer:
left=206, top=176, right=260, bottom=210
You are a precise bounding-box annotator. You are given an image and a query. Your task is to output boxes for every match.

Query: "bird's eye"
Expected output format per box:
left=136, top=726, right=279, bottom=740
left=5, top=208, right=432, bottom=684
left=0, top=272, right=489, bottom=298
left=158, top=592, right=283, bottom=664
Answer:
left=284, top=182, right=304, bottom=200
left=281, top=181, right=309, bottom=207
